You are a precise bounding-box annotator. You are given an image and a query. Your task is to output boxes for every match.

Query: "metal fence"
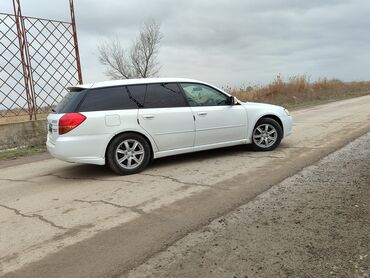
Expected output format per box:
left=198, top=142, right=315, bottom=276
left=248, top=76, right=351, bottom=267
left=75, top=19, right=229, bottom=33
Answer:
left=0, top=0, right=82, bottom=122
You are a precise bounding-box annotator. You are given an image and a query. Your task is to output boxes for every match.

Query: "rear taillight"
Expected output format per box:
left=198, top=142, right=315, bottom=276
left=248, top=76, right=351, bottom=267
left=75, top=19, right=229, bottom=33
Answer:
left=58, top=113, right=86, bottom=135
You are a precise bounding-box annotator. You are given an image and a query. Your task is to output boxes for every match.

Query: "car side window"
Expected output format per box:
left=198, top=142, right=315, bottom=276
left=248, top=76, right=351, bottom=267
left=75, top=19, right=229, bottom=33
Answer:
left=78, top=86, right=138, bottom=112
left=180, top=83, right=229, bottom=106
left=126, top=84, right=146, bottom=108
left=55, top=88, right=87, bottom=113
left=144, top=83, right=187, bottom=108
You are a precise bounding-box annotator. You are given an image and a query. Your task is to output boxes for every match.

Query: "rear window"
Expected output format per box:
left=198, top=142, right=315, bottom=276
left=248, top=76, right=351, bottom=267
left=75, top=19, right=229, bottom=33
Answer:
left=55, top=88, right=87, bottom=113
left=78, top=86, right=138, bottom=112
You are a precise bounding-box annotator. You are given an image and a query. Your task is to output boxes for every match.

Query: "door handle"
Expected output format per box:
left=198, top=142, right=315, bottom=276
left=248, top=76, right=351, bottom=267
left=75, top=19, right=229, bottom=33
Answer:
left=143, top=115, right=154, bottom=119
left=198, top=112, right=207, bottom=116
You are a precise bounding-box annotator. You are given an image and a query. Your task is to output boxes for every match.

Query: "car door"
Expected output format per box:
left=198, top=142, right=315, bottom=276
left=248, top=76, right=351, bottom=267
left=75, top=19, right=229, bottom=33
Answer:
left=179, top=83, right=247, bottom=146
left=136, top=83, right=195, bottom=152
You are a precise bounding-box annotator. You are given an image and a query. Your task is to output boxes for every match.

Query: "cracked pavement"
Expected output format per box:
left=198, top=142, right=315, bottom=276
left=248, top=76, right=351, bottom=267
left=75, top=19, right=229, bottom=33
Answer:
left=128, top=132, right=370, bottom=278
left=1, top=95, right=370, bottom=277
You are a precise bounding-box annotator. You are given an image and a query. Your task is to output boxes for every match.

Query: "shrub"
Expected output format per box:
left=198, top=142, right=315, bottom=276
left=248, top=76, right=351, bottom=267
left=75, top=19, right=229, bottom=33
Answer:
left=229, top=75, right=370, bottom=107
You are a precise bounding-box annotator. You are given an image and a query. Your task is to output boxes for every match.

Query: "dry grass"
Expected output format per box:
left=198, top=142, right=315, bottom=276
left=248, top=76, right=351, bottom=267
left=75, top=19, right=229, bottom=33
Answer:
left=0, top=110, right=49, bottom=125
left=1, top=76, right=370, bottom=124
left=228, top=75, right=370, bottom=108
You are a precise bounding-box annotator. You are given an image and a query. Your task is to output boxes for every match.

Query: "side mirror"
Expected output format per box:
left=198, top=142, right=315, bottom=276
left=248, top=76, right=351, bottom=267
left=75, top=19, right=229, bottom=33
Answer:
left=228, top=96, right=236, bottom=105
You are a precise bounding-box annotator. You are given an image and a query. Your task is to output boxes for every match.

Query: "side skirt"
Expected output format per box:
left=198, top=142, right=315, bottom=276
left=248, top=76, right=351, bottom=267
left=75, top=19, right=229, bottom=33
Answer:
left=153, top=139, right=251, bottom=159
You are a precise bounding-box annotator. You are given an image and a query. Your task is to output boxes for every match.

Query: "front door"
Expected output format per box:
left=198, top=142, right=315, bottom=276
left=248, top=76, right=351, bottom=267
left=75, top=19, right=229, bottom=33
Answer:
left=179, top=83, right=247, bottom=146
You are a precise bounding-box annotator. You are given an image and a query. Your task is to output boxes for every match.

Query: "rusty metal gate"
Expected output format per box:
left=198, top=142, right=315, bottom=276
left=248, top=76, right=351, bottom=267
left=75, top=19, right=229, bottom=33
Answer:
left=0, top=0, right=82, bottom=122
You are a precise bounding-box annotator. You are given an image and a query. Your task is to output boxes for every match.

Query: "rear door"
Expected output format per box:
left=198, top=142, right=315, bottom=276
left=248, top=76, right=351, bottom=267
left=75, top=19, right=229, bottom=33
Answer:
left=136, top=83, right=195, bottom=152
left=179, top=83, right=247, bottom=146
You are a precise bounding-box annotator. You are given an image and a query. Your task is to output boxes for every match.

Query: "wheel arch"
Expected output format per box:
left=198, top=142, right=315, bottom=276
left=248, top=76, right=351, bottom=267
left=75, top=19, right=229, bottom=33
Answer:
left=105, top=131, right=155, bottom=162
left=253, top=114, right=284, bottom=135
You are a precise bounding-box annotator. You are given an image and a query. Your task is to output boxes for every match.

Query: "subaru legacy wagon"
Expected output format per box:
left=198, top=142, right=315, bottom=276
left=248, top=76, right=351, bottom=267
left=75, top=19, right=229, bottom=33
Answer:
left=47, top=78, right=293, bottom=175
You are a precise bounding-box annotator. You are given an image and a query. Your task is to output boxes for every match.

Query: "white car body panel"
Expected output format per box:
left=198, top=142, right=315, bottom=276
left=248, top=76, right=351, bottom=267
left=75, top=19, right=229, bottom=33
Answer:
left=241, top=102, right=293, bottom=138
left=190, top=105, right=247, bottom=146
left=47, top=78, right=293, bottom=165
left=47, top=109, right=158, bottom=165
left=138, top=107, right=195, bottom=151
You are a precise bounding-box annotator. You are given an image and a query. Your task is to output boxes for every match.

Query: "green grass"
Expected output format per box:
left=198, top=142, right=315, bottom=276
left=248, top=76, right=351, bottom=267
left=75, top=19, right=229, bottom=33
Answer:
left=0, top=145, right=47, bottom=160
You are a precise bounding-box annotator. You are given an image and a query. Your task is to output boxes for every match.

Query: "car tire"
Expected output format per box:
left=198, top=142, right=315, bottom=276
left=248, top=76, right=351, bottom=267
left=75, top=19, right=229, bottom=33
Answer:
left=106, top=133, right=151, bottom=175
left=251, top=118, right=283, bottom=151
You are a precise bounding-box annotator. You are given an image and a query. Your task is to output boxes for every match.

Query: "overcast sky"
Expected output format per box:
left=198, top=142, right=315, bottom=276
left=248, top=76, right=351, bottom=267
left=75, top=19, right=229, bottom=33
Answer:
left=3, top=0, right=370, bottom=87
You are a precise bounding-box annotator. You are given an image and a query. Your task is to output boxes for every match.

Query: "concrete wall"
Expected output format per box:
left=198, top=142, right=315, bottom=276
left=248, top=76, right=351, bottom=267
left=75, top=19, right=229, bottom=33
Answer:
left=0, top=119, right=47, bottom=150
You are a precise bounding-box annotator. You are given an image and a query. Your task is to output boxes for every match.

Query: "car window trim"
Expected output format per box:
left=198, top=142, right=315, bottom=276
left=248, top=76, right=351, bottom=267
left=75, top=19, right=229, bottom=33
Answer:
left=176, top=82, right=192, bottom=108
left=73, top=82, right=209, bottom=112
left=125, top=85, right=144, bottom=108
left=54, top=89, right=88, bottom=113
left=179, top=82, right=231, bottom=107
left=142, top=82, right=189, bottom=109
left=76, top=85, right=139, bottom=112
left=74, top=89, right=89, bottom=112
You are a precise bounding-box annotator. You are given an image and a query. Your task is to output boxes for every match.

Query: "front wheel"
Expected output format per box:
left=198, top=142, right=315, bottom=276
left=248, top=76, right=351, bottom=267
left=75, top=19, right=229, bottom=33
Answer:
left=106, top=133, right=151, bottom=175
left=251, top=118, right=283, bottom=151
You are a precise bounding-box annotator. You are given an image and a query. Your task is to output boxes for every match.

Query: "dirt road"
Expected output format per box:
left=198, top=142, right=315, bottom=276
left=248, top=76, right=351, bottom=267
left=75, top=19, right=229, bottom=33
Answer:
left=1, top=95, right=370, bottom=277
left=128, top=132, right=370, bottom=278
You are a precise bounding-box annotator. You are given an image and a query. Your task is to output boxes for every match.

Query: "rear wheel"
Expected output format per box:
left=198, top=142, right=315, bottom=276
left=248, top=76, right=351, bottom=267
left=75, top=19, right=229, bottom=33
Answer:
left=106, top=133, right=151, bottom=175
left=251, top=118, right=283, bottom=151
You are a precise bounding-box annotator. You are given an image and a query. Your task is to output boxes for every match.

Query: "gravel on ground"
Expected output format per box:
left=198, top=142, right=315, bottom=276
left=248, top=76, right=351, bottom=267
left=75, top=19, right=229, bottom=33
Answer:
left=128, top=133, right=370, bottom=278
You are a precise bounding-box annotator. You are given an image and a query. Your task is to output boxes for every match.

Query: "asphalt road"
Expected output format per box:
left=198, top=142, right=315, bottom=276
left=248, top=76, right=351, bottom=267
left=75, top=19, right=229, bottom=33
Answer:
left=128, top=132, right=370, bottom=278
left=1, top=95, right=370, bottom=278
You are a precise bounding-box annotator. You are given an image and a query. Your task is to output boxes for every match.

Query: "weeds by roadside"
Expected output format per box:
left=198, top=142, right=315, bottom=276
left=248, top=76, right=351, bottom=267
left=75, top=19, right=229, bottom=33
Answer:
left=228, top=75, right=370, bottom=108
left=1, top=75, right=369, bottom=160
left=0, top=145, right=47, bottom=160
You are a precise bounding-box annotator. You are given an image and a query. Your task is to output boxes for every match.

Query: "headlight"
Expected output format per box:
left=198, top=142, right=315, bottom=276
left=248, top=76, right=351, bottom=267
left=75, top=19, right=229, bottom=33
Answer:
left=283, top=108, right=290, bottom=116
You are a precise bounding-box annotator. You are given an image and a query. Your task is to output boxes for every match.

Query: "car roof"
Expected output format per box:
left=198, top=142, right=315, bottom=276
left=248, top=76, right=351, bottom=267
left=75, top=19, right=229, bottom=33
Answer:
left=71, top=78, right=205, bottom=90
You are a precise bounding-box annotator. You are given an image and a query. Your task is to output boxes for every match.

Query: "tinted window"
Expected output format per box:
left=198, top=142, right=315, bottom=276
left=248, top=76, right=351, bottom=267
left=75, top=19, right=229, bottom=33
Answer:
left=55, top=88, right=87, bottom=113
left=126, top=85, right=146, bottom=108
left=144, top=83, right=187, bottom=108
left=180, top=83, right=229, bottom=106
left=78, top=86, right=138, bottom=112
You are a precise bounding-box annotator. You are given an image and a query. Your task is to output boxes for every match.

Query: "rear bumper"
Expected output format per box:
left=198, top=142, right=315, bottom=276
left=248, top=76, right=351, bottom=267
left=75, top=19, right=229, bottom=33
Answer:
left=46, top=136, right=106, bottom=165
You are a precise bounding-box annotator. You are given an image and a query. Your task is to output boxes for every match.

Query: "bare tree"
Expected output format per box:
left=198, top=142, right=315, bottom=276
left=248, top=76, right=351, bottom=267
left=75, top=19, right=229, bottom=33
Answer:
left=98, top=20, right=162, bottom=79
left=98, top=39, right=134, bottom=79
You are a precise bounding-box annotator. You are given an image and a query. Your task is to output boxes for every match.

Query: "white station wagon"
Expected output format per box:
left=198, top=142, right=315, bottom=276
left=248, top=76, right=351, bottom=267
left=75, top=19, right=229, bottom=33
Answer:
left=47, top=78, right=292, bottom=175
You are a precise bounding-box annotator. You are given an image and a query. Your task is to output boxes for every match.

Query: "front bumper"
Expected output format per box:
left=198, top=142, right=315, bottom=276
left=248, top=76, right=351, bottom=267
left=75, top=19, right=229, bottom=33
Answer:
left=281, top=115, right=293, bottom=137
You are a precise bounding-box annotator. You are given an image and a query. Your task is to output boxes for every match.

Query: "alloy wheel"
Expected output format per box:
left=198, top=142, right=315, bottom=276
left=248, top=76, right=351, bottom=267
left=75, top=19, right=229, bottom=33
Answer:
left=252, top=123, right=278, bottom=148
left=115, top=139, right=145, bottom=170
